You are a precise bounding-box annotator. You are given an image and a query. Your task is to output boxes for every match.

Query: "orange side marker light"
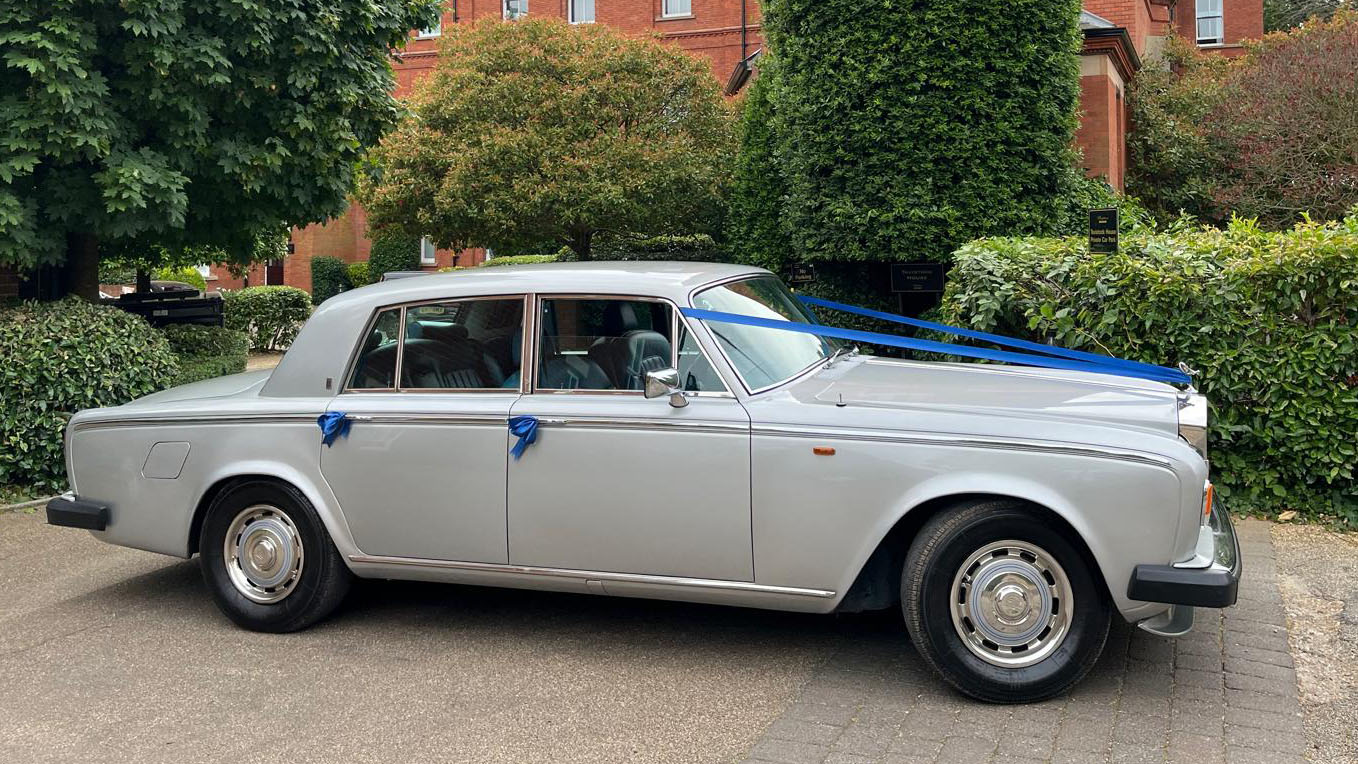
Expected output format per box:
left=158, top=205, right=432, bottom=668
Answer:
left=813, top=446, right=836, bottom=456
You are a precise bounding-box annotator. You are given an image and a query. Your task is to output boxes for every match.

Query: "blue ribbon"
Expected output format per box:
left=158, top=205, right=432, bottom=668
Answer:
left=508, top=415, right=539, bottom=460
left=680, top=305, right=1191, bottom=386
left=317, top=411, right=352, bottom=447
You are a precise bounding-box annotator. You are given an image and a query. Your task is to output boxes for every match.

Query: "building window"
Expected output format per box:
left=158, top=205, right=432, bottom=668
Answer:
left=420, top=237, right=437, bottom=265
left=1196, top=0, right=1224, bottom=45
left=416, top=17, right=441, bottom=38
left=662, top=0, right=691, bottom=18
left=569, top=0, right=594, bottom=23
left=503, top=0, right=527, bottom=20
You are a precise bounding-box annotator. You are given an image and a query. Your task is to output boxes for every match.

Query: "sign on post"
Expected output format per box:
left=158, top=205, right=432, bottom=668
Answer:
left=889, top=262, right=945, bottom=293
left=1089, top=208, right=1119, bottom=254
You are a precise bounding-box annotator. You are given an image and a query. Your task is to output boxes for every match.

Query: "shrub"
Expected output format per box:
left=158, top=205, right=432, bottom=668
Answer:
left=160, top=324, right=250, bottom=386
left=310, top=255, right=351, bottom=303
left=223, top=286, right=312, bottom=351
left=479, top=254, right=560, bottom=268
left=592, top=234, right=724, bottom=262
left=154, top=266, right=207, bottom=292
left=938, top=213, right=1358, bottom=525
left=367, top=231, right=421, bottom=277
left=0, top=299, right=178, bottom=488
left=347, top=261, right=373, bottom=288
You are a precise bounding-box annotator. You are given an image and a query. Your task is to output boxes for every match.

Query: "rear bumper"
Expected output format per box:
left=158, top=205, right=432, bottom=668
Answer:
left=46, top=493, right=109, bottom=531
left=1128, top=499, right=1241, bottom=609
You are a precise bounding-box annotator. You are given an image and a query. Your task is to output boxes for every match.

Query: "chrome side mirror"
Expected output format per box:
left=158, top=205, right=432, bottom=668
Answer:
left=643, top=367, right=688, bottom=408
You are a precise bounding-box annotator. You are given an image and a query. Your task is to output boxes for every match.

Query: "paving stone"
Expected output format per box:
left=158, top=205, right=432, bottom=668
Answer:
left=1110, top=741, right=1166, bottom=764
left=748, top=737, right=831, bottom=764
left=935, top=735, right=996, bottom=762
left=823, top=752, right=878, bottom=764
left=1223, top=705, right=1303, bottom=733
left=1223, top=723, right=1307, bottom=754
left=898, top=708, right=956, bottom=740
left=766, top=717, right=847, bottom=746
left=1223, top=670, right=1293, bottom=696
left=1167, top=731, right=1226, bottom=764
left=1174, top=652, right=1223, bottom=673
left=787, top=701, right=859, bottom=728
left=1223, top=745, right=1308, bottom=764
left=833, top=723, right=899, bottom=756
left=1224, top=687, right=1300, bottom=713
left=1222, top=656, right=1297, bottom=682
left=1112, top=710, right=1170, bottom=743
left=994, top=733, right=1054, bottom=760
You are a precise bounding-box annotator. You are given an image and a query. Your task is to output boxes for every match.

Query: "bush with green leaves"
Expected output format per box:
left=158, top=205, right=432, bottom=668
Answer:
left=592, top=234, right=724, bottom=262
left=153, top=266, right=207, bottom=292
left=160, top=324, right=250, bottom=387
left=938, top=213, right=1358, bottom=525
left=222, top=286, right=312, bottom=352
left=479, top=255, right=560, bottom=268
left=310, top=256, right=351, bottom=304
left=347, top=261, right=373, bottom=288
left=367, top=231, right=421, bottom=278
left=0, top=299, right=178, bottom=489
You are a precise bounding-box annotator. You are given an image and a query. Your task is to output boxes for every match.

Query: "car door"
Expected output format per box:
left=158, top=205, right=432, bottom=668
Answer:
left=506, top=296, right=753, bottom=582
left=321, top=295, right=528, bottom=563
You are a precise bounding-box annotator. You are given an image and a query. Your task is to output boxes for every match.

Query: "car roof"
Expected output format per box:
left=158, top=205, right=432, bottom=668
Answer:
left=260, top=261, right=771, bottom=398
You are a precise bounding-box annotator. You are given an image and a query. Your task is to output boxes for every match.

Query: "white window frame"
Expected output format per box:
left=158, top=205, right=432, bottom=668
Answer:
left=1196, top=0, right=1224, bottom=45
left=503, top=0, right=528, bottom=20
left=661, top=0, right=692, bottom=19
left=416, top=18, right=441, bottom=39
left=420, top=237, right=437, bottom=265
left=569, top=0, right=595, bottom=24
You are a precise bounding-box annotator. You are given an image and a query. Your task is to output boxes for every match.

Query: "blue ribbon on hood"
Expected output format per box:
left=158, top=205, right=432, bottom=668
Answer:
left=508, top=415, right=539, bottom=460
left=680, top=300, right=1191, bottom=386
left=317, top=411, right=352, bottom=447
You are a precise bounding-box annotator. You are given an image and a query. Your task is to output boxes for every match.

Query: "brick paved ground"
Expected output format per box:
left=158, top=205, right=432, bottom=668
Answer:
left=741, top=519, right=1306, bottom=764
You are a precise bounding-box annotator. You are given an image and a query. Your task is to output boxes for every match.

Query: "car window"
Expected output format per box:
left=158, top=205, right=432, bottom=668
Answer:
left=676, top=323, right=726, bottom=393
left=400, top=298, right=525, bottom=389
left=348, top=308, right=402, bottom=389
left=691, top=276, right=836, bottom=391
left=536, top=298, right=672, bottom=391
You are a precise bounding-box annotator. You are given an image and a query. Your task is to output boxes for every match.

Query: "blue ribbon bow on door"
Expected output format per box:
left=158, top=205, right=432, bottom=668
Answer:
left=508, top=415, right=539, bottom=460
left=317, top=412, right=352, bottom=447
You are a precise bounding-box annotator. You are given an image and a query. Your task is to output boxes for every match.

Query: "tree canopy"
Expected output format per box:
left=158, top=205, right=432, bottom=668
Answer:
left=359, top=17, right=736, bottom=261
left=0, top=0, right=438, bottom=298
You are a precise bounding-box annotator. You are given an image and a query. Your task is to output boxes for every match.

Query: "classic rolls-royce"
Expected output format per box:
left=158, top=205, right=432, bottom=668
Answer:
left=47, top=263, right=1239, bottom=703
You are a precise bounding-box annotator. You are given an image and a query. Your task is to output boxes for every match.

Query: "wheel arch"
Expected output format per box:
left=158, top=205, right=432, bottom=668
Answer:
left=837, top=486, right=1110, bottom=614
left=188, top=464, right=355, bottom=560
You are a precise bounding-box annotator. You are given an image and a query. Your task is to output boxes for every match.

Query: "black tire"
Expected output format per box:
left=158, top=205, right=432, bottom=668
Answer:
left=902, top=498, right=1111, bottom=703
left=199, top=479, right=353, bottom=633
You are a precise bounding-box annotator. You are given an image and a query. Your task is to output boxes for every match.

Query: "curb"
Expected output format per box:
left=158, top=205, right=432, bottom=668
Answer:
left=0, top=495, right=57, bottom=514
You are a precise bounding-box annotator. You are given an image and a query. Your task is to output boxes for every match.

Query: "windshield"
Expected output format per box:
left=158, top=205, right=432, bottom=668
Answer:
left=692, top=276, right=837, bottom=390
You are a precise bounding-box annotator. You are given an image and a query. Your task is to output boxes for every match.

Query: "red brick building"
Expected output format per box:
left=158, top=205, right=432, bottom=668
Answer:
left=0, top=0, right=1261, bottom=299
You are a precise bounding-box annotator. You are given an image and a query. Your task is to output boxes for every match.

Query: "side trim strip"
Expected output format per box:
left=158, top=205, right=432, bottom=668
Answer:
left=534, top=417, right=747, bottom=435
left=753, top=424, right=1174, bottom=469
left=74, top=414, right=317, bottom=431
left=346, top=554, right=837, bottom=599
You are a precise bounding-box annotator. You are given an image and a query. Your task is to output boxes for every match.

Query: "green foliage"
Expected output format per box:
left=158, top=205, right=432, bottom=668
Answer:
left=222, top=286, right=312, bottom=352
left=939, top=213, right=1358, bottom=525
left=725, top=69, right=790, bottom=271
left=479, top=255, right=560, bottom=268
left=0, top=299, right=178, bottom=488
left=1265, top=0, right=1351, bottom=31
left=367, top=231, right=421, bottom=277
left=741, top=0, right=1083, bottom=266
left=360, top=17, right=736, bottom=260
left=153, top=266, right=207, bottom=292
left=310, top=256, right=351, bottom=304
left=347, top=261, right=373, bottom=288
left=0, top=0, right=439, bottom=291
left=160, top=324, right=249, bottom=386
left=592, top=234, right=724, bottom=262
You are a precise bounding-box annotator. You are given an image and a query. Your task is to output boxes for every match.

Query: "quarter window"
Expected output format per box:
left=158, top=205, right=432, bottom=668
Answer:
left=570, top=0, right=595, bottom=23
left=662, top=0, right=691, bottom=17
left=536, top=298, right=672, bottom=391
left=348, top=308, right=402, bottom=389
left=1196, top=0, right=1223, bottom=45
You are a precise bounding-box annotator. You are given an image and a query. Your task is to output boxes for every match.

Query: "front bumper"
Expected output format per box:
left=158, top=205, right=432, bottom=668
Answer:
left=46, top=493, right=109, bottom=531
left=1128, top=498, right=1241, bottom=609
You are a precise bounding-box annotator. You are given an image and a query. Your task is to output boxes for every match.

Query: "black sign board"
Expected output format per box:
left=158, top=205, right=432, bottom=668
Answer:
left=889, top=262, right=945, bottom=293
left=1089, top=208, right=1119, bottom=254
left=786, top=264, right=816, bottom=285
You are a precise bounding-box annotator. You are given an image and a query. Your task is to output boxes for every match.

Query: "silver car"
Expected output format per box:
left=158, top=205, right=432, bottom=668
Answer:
left=47, top=262, right=1239, bottom=703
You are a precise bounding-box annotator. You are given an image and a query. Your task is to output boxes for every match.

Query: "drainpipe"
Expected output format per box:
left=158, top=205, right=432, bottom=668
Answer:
left=452, top=0, right=458, bottom=23
left=740, top=0, right=748, bottom=59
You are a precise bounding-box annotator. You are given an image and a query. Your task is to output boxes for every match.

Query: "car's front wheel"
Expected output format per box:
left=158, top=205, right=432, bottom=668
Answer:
left=902, top=499, right=1111, bottom=703
left=199, top=479, right=352, bottom=633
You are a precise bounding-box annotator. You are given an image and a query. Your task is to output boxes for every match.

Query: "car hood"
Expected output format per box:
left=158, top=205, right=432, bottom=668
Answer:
left=790, top=356, right=1182, bottom=438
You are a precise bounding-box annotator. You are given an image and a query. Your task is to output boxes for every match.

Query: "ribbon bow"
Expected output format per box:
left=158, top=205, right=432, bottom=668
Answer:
left=508, top=415, right=539, bottom=460
left=317, top=411, right=352, bottom=447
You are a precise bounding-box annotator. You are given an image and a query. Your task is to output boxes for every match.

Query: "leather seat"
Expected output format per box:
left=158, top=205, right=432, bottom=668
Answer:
left=612, top=330, right=672, bottom=390
left=401, top=334, right=504, bottom=389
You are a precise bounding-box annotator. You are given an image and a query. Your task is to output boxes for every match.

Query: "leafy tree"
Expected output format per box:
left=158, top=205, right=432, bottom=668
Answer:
left=724, top=66, right=790, bottom=271
left=367, top=230, right=421, bottom=277
left=729, top=0, right=1083, bottom=267
left=1265, top=0, right=1351, bottom=31
left=0, top=0, right=439, bottom=299
left=360, top=17, right=735, bottom=261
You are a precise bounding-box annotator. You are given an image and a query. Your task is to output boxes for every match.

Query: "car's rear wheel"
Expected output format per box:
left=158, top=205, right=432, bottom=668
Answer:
left=199, top=479, right=352, bottom=633
left=902, top=499, right=1111, bottom=703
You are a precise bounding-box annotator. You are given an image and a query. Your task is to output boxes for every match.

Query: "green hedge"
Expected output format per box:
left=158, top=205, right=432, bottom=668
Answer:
left=938, top=214, right=1358, bottom=525
left=0, top=299, right=178, bottom=489
left=310, top=256, right=350, bottom=303
left=592, top=234, right=724, bottom=262
left=479, top=254, right=560, bottom=268
left=160, top=324, right=250, bottom=386
left=347, top=261, right=373, bottom=288
left=368, top=231, right=421, bottom=277
left=223, top=286, right=312, bottom=352
left=154, top=266, right=208, bottom=292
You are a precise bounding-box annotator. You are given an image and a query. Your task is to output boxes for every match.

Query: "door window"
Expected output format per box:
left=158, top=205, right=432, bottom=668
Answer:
left=536, top=298, right=672, bottom=391
left=676, top=323, right=726, bottom=393
left=347, top=298, right=526, bottom=391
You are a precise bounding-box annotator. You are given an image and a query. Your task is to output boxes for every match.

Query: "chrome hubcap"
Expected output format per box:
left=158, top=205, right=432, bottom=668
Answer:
left=950, top=540, right=1073, bottom=668
left=224, top=505, right=304, bottom=604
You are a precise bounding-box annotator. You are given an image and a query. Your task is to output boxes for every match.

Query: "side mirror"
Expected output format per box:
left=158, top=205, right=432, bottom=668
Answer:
left=643, top=367, right=688, bottom=408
